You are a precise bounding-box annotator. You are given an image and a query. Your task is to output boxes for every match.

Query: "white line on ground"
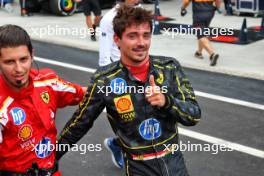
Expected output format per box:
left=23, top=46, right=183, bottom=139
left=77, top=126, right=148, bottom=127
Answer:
left=195, top=91, right=264, bottom=111
left=35, top=56, right=264, bottom=159
left=178, top=127, right=264, bottom=159
left=35, top=56, right=264, bottom=111
left=35, top=56, right=96, bottom=73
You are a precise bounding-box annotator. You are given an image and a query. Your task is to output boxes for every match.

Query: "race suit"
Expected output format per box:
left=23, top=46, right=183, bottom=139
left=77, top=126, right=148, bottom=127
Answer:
left=58, top=56, right=201, bottom=176
left=0, top=68, right=84, bottom=175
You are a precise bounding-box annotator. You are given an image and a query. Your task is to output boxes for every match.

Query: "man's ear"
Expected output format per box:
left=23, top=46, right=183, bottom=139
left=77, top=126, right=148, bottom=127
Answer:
left=113, top=34, right=120, bottom=48
left=31, top=49, right=35, bottom=62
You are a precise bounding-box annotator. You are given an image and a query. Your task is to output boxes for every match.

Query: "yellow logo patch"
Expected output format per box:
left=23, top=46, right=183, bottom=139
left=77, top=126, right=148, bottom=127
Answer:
left=114, top=95, right=134, bottom=114
left=18, top=124, right=33, bottom=141
left=156, top=71, right=164, bottom=85
left=41, top=91, right=50, bottom=104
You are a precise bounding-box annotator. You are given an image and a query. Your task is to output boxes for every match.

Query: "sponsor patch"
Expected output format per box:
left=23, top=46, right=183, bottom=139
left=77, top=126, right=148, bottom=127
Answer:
left=156, top=71, right=164, bottom=85
left=119, top=112, right=135, bottom=122
left=20, top=137, right=35, bottom=151
left=10, top=107, right=26, bottom=125
left=18, top=124, right=33, bottom=141
left=114, top=95, right=135, bottom=122
left=139, top=118, right=161, bottom=140
left=41, top=91, right=50, bottom=104
left=110, top=78, right=126, bottom=95
left=35, top=137, right=52, bottom=158
left=114, top=95, right=134, bottom=113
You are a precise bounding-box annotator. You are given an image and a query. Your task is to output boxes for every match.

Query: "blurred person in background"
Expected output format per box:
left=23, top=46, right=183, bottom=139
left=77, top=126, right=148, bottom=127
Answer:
left=0, top=0, right=14, bottom=13
left=81, top=0, right=102, bottom=41
left=99, top=0, right=141, bottom=66
left=181, top=0, right=221, bottom=66
left=19, top=0, right=33, bottom=16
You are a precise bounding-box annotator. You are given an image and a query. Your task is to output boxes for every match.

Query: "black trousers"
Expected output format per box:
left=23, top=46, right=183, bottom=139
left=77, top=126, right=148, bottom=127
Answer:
left=19, top=0, right=41, bottom=13
left=193, top=11, right=215, bottom=39
left=224, top=0, right=232, bottom=11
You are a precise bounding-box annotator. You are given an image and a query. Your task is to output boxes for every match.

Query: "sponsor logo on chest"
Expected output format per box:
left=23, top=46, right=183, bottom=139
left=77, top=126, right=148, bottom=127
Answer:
left=10, top=107, right=26, bottom=125
left=114, top=95, right=135, bottom=122
left=139, top=118, right=162, bottom=140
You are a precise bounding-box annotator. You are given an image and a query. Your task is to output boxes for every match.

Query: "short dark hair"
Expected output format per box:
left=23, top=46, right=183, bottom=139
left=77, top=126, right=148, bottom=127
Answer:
left=113, top=5, right=153, bottom=38
left=0, top=25, right=33, bottom=56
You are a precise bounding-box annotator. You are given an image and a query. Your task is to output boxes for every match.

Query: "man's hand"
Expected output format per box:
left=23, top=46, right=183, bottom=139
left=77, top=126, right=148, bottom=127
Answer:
left=145, top=75, right=166, bottom=108
left=0, top=124, right=3, bottom=144
left=181, top=8, right=187, bottom=17
left=82, top=87, right=87, bottom=93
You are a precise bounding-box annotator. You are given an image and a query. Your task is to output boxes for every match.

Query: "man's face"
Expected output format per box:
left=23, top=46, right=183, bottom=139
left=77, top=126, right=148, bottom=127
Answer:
left=125, top=0, right=140, bottom=5
left=114, top=22, right=151, bottom=65
left=0, top=45, right=32, bottom=91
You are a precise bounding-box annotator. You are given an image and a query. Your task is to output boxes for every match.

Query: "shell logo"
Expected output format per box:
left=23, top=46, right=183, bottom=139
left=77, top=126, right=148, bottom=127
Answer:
left=116, top=98, right=131, bottom=112
left=18, top=124, right=33, bottom=141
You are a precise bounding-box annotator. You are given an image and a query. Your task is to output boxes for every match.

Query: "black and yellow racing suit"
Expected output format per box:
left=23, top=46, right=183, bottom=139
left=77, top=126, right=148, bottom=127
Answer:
left=57, top=56, right=201, bottom=176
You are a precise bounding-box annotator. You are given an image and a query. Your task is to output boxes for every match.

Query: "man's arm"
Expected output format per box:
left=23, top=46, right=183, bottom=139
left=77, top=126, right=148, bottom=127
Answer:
left=99, top=15, right=116, bottom=66
left=162, top=62, right=201, bottom=126
left=215, top=0, right=222, bottom=9
left=53, top=74, right=85, bottom=107
left=182, top=0, right=191, bottom=9
left=181, top=0, right=191, bottom=16
left=56, top=77, right=105, bottom=160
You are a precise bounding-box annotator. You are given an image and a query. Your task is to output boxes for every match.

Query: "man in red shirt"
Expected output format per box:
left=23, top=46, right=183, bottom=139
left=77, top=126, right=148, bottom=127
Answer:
left=0, top=25, right=85, bottom=175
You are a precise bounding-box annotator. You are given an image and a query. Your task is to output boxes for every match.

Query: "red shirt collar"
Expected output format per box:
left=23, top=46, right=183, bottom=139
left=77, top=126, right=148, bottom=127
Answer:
left=123, top=57, right=150, bottom=82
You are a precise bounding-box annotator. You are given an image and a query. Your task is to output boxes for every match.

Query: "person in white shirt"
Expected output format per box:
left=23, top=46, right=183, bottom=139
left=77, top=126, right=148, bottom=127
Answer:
left=99, top=0, right=141, bottom=67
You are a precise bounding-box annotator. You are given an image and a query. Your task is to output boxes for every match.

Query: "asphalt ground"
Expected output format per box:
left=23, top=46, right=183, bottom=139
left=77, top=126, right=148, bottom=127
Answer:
left=32, top=41, right=264, bottom=176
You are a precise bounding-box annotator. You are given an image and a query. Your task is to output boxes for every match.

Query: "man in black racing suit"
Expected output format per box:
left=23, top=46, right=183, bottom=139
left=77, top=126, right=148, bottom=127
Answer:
left=57, top=5, right=201, bottom=176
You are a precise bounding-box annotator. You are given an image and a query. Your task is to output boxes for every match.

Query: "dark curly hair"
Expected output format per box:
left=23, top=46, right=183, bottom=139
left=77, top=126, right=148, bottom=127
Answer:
left=113, top=4, right=153, bottom=38
left=0, top=25, right=33, bottom=56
